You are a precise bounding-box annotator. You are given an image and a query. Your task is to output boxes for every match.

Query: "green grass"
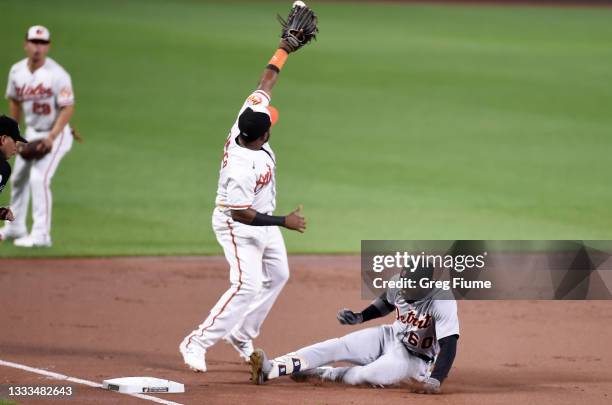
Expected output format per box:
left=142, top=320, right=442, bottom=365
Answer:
left=0, top=0, right=611, bottom=257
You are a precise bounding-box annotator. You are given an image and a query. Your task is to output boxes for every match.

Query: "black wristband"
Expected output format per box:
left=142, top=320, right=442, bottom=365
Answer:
left=251, top=212, right=285, bottom=226
left=266, top=64, right=280, bottom=73
left=361, top=293, right=395, bottom=322
left=360, top=304, right=382, bottom=322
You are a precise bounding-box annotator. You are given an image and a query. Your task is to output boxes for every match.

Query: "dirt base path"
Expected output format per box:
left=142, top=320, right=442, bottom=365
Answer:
left=0, top=256, right=610, bottom=404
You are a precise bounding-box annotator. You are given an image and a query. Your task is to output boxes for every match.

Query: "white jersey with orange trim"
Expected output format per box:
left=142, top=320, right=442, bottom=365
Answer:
left=5, top=57, right=74, bottom=132
left=2, top=56, right=75, bottom=245
left=182, top=89, right=290, bottom=361
left=215, top=89, right=277, bottom=215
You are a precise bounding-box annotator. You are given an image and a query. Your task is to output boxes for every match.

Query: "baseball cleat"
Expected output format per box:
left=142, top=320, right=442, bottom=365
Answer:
left=13, top=234, right=52, bottom=248
left=179, top=337, right=207, bottom=372
left=223, top=334, right=254, bottom=363
left=0, top=227, right=26, bottom=241
left=250, top=349, right=271, bottom=385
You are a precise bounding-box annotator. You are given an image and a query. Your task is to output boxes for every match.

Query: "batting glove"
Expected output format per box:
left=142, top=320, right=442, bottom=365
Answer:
left=336, top=308, right=363, bottom=325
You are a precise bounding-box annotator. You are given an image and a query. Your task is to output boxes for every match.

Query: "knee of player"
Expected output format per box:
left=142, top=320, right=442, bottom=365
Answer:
left=274, top=268, right=290, bottom=286
left=260, top=270, right=289, bottom=291
left=239, top=277, right=264, bottom=294
left=29, top=171, right=48, bottom=187
left=341, top=367, right=367, bottom=386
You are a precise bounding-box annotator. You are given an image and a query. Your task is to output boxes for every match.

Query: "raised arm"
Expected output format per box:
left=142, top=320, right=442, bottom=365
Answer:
left=256, top=41, right=291, bottom=98
left=256, top=1, right=318, bottom=97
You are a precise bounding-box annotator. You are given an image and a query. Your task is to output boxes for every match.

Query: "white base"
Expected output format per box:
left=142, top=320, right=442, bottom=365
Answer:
left=102, top=377, right=185, bottom=394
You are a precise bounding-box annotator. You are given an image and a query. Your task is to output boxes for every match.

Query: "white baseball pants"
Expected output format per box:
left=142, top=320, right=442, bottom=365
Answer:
left=185, top=208, right=290, bottom=350
left=4, top=126, right=73, bottom=239
left=272, top=325, right=431, bottom=386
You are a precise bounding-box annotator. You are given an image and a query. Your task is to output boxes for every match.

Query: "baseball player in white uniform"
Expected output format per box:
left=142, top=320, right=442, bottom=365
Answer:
left=251, top=276, right=460, bottom=394
left=179, top=15, right=313, bottom=372
left=0, top=25, right=74, bottom=247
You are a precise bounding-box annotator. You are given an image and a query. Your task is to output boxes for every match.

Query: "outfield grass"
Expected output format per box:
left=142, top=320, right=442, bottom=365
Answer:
left=0, top=0, right=611, bottom=257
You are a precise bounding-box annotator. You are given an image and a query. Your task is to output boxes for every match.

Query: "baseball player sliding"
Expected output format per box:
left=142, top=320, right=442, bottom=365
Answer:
left=0, top=25, right=75, bottom=247
left=179, top=2, right=318, bottom=372
left=250, top=271, right=460, bottom=394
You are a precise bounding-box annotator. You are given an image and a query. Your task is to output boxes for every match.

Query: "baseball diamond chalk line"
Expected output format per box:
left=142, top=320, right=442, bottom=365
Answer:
left=0, top=359, right=184, bottom=405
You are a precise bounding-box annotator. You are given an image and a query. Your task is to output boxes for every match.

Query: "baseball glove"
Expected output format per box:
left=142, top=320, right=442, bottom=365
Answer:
left=19, top=139, right=52, bottom=160
left=277, top=1, right=318, bottom=53
left=0, top=207, right=14, bottom=221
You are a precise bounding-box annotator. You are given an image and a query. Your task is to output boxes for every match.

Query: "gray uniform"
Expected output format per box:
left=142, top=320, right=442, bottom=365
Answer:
left=273, top=288, right=460, bottom=386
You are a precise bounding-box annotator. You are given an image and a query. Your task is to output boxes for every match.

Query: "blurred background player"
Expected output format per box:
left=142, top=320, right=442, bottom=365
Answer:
left=0, top=115, right=28, bottom=223
left=0, top=25, right=75, bottom=247
left=179, top=2, right=317, bottom=373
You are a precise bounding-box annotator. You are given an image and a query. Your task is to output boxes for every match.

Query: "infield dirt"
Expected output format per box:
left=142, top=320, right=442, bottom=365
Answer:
left=1, top=256, right=610, bottom=404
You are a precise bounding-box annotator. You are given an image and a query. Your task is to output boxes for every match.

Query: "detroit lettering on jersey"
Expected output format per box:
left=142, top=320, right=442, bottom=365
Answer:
left=387, top=284, right=460, bottom=361
left=215, top=90, right=277, bottom=215
left=5, top=57, right=74, bottom=131
left=396, top=310, right=433, bottom=330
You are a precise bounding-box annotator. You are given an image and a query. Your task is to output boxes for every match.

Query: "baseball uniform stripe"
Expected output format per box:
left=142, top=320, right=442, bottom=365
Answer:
left=187, top=220, right=244, bottom=348
left=43, top=128, right=66, bottom=232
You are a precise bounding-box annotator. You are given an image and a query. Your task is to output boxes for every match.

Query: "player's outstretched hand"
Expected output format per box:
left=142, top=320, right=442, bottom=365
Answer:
left=284, top=205, right=306, bottom=233
left=412, top=377, right=441, bottom=395
left=277, top=1, right=318, bottom=53
left=0, top=207, right=15, bottom=221
left=337, top=308, right=363, bottom=325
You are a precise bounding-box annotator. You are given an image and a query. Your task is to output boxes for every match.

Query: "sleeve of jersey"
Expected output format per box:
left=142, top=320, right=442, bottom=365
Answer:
left=432, top=300, right=460, bottom=340
left=225, top=169, right=256, bottom=210
left=55, top=71, right=75, bottom=107
left=229, top=90, right=272, bottom=136
left=241, top=90, right=271, bottom=112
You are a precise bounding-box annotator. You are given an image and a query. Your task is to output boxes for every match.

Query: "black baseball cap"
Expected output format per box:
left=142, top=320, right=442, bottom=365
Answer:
left=0, top=115, right=27, bottom=143
left=238, top=107, right=272, bottom=141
